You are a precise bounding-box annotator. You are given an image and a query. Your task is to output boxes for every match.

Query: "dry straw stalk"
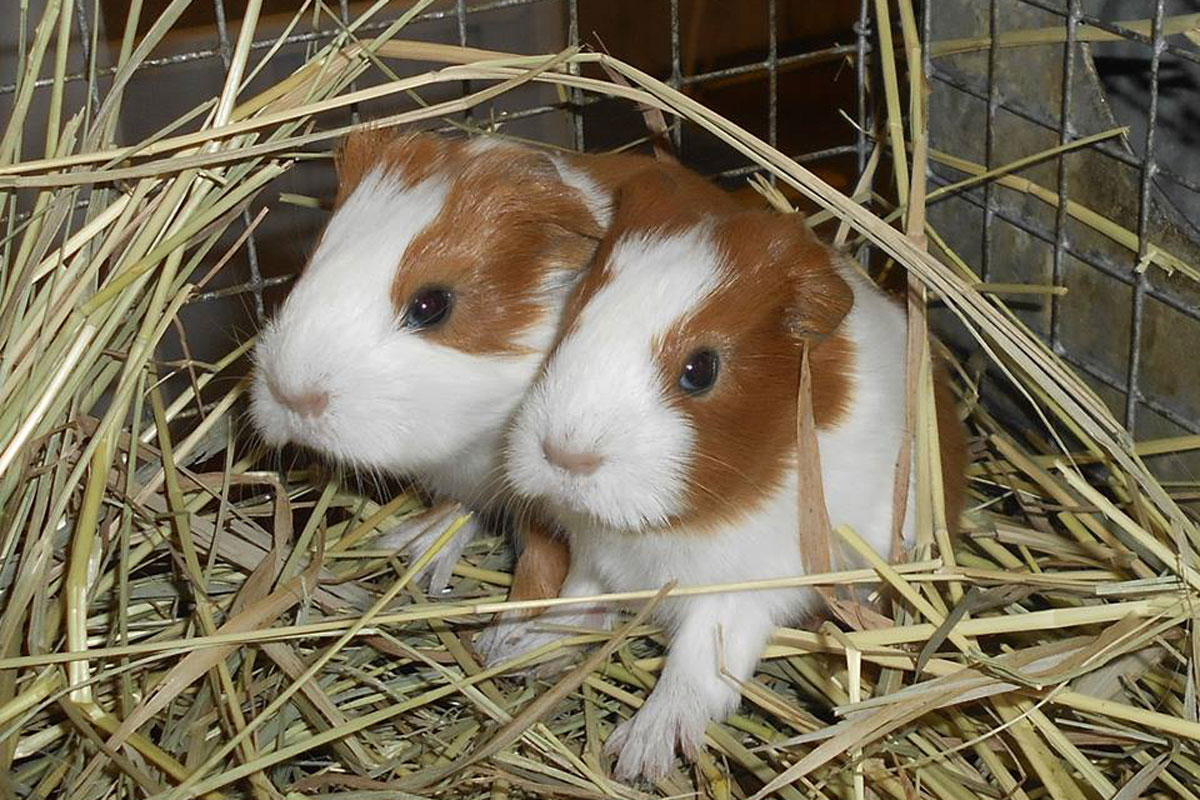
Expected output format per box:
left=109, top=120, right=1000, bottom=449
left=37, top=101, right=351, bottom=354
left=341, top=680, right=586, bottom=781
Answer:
left=1, top=2, right=1198, bottom=799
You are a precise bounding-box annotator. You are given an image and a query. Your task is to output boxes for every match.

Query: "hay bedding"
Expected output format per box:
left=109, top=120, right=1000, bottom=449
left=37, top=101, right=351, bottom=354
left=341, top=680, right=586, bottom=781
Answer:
left=1, top=2, right=1199, bottom=798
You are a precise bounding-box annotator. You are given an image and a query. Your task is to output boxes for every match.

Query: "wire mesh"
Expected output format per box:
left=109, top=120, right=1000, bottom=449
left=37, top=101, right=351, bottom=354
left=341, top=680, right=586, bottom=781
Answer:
left=5, top=1, right=875, bottom=347
left=3, top=0, right=1196, bottom=438
left=927, top=0, right=1200, bottom=440
left=1126, top=0, right=1166, bottom=432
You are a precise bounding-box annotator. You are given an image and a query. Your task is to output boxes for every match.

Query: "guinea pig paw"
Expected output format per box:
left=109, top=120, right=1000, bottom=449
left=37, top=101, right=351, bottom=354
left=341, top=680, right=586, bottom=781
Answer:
left=377, top=513, right=479, bottom=594
left=473, top=613, right=526, bottom=665
left=474, top=613, right=579, bottom=675
left=606, top=690, right=709, bottom=782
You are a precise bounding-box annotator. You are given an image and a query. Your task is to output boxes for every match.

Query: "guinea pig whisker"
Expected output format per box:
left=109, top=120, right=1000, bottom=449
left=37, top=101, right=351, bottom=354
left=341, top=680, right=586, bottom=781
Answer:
left=498, top=490, right=534, bottom=536
left=371, top=463, right=387, bottom=497
left=483, top=463, right=525, bottom=508
left=464, top=467, right=508, bottom=512
left=658, top=457, right=726, bottom=510
left=493, top=481, right=539, bottom=541
left=689, top=450, right=757, bottom=489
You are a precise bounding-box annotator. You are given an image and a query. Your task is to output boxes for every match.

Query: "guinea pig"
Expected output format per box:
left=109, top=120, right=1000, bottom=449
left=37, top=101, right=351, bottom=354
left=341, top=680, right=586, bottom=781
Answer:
left=249, top=129, right=752, bottom=655
left=250, top=129, right=604, bottom=599
left=503, top=168, right=968, bottom=780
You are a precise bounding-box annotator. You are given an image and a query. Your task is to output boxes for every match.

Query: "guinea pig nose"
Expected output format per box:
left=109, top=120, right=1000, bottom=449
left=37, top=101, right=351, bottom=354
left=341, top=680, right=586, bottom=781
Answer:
left=541, top=439, right=604, bottom=476
left=268, top=378, right=329, bottom=419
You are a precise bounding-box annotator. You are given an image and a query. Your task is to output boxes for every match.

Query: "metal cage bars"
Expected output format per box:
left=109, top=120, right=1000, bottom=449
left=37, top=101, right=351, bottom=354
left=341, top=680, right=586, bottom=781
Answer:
left=3, top=0, right=875, bottom=326
left=927, top=0, right=1199, bottom=436
left=4, top=1, right=1196, bottom=436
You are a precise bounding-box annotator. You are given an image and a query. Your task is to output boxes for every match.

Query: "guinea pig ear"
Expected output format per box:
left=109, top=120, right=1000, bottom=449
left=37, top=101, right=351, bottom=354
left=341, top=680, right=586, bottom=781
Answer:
left=522, top=151, right=607, bottom=241
left=610, top=167, right=706, bottom=234
left=334, top=127, right=390, bottom=204
left=718, top=210, right=853, bottom=338
left=333, top=128, right=451, bottom=207
left=789, top=263, right=853, bottom=339
left=460, top=143, right=606, bottom=243
left=778, top=219, right=854, bottom=339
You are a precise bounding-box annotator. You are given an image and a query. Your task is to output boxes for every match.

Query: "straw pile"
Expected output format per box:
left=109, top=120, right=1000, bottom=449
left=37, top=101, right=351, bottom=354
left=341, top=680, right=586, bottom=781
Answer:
left=2, top=2, right=1198, bottom=799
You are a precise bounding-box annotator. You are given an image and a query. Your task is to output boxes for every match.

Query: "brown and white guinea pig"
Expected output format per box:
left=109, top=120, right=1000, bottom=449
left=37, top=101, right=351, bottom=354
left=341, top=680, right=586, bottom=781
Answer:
left=249, top=128, right=749, bottom=615
left=503, top=168, right=968, bottom=780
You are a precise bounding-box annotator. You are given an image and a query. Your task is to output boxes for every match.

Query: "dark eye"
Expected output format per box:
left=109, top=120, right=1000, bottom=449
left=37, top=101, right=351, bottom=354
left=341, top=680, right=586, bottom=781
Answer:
left=679, top=348, right=720, bottom=395
left=405, top=287, right=453, bottom=330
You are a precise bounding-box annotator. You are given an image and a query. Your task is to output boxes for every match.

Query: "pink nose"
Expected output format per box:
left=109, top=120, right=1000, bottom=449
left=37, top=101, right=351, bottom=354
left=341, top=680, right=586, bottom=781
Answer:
left=542, top=439, right=604, bottom=476
left=268, top=379, right=329, bottom=419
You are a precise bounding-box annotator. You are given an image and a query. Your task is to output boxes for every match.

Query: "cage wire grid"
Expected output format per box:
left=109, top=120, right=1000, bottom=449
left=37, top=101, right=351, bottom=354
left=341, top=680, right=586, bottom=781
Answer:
left=3, top=0, right=875, bottom=324
left=929, top=0, right=1200, bottom=441
left=3, top=1, right=1198, bottom=434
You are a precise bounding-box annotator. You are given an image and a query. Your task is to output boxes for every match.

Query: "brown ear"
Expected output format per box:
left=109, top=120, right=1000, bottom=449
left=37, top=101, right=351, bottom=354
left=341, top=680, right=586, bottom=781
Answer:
left=609, top=166, right=708, bottom=235
left=789, top=256, right=853, bottom=338
left=333, top=128, right=451, bottom=207
left=462, top=144, right=607, bottom=246
left=334, top=127, right=392, bottom=205
left=777, top=215, right=854, bottom=338
left=523, top=150, right=607, bottom=242
left=715, top=210, right=854, bottom=338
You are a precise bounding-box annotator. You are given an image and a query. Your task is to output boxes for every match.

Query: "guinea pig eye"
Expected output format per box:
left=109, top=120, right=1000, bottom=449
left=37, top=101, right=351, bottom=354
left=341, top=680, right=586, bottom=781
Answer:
left=679, top=348, right=720, bottom=395
left=405, top=287, right=453, bottom=330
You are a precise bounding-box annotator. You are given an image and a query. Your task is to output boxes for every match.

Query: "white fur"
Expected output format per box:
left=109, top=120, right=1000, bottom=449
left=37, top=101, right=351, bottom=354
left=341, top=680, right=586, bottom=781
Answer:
left=251, top=161, right=599, bottom=590
left=513, top=266, right=584, bottom=355
left=507, top=229, right=725, bottom=530
left=252, top=168, right=540, bottom=483
left=819, top=264, right=916, bottom=558
left=504, top=227, right=914, bottom=780
left=549, top=155, right=614, bottom=230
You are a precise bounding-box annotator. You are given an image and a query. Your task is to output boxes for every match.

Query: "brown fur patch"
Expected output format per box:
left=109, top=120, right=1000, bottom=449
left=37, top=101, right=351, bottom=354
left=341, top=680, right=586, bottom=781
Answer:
left=334, top=129, right=460, bottom=207
left=569, top=150, right=766, bottom=207
left=336, top=132, right=606, bottom=356
left=656, top=211, right=856, bottom=529
left=553, top=163, right=749, bottom=348
left=508, top=517, right=570, bottom=609
left=336, top=135, right=771, bottom=359
left=933, top=362, right=970, bottom=534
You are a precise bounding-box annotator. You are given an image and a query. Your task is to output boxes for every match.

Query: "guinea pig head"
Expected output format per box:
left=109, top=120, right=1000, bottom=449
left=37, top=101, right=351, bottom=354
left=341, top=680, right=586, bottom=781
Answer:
left=507, top=172, right=855, bottom=532
left=251, top=130, right=603, bottom=473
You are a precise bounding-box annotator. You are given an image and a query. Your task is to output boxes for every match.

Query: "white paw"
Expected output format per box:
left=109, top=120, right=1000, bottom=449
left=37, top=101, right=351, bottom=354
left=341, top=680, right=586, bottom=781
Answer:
left=475, top=607, right=612, bottom=675
left=376, top=509, right=479, bottom=594
left=474, top=612, right=572, bottom=673
left=606, top=684, right=714, bottom=781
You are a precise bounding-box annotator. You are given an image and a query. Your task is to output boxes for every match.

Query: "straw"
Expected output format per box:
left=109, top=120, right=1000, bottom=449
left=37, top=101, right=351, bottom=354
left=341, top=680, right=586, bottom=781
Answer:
left=2, top=4, right=1198, bottom=799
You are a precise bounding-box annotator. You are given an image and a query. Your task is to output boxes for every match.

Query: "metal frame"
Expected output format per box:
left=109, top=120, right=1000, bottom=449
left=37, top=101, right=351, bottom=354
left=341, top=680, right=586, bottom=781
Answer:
left=3, top=0, right=874, bottom=328
left=4, top=0, right=1195, bottom=437
left=927, top=0, right=1199, bottom=436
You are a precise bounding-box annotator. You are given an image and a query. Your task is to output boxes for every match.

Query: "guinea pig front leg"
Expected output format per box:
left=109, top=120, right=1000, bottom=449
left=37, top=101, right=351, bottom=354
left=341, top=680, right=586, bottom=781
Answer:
left=375, top=500, right=479, bottom=594
left=475, top=555, right=613, bottom=673
left=606, top=593, right=775, bottom=781
left=474, top=517, right=570, bottom=667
